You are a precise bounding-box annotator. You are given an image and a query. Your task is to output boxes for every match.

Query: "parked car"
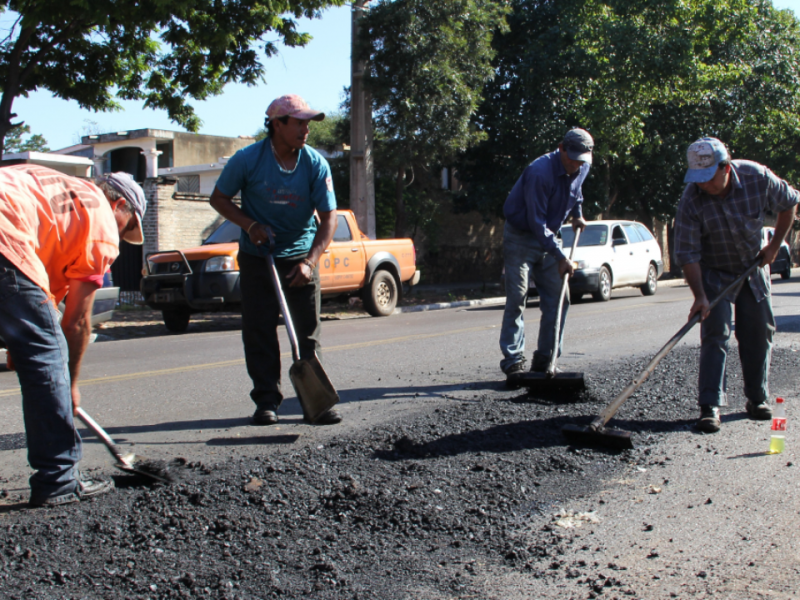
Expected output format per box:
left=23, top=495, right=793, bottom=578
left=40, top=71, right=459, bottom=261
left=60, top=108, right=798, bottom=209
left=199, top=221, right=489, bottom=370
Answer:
left=764, top=227, right=792, bottom=280
left=560, top=220, right=664, bottom=302
left=141, top=209, right=421, bottom=332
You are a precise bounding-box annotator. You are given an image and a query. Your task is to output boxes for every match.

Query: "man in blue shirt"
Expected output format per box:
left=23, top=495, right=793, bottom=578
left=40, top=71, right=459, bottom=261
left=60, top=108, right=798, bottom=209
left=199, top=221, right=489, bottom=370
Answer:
left=210, top=94, right=340, bottom=425
left=500, top=128, right=593, bottom=385
left=674, top=137, right=799, bottom=433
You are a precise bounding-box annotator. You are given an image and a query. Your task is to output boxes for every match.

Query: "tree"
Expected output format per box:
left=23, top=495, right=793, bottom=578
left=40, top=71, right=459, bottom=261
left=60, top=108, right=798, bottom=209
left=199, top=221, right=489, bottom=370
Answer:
left=0, top=0, right=345, bottom=153
left=357, top=0, right=509, bottom=237
left=3, top=123, right=48, bottom=153
left=456, top=0, right=800, bottom=231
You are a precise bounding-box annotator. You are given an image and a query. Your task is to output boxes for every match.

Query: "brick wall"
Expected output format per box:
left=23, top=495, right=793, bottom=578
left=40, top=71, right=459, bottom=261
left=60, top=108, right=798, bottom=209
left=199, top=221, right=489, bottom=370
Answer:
left=142, top=178, right=228, bottom=255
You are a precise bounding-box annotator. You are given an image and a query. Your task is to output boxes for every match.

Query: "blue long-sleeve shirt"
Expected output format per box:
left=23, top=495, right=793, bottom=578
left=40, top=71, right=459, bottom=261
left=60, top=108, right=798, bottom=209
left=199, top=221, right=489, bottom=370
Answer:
left=503, top=150, right=589, bottom=261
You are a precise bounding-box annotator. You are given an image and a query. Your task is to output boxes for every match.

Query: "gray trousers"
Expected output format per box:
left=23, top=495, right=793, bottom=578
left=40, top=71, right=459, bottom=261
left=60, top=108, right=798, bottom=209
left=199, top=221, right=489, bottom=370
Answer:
left=699, top=272, right=774, bottom=406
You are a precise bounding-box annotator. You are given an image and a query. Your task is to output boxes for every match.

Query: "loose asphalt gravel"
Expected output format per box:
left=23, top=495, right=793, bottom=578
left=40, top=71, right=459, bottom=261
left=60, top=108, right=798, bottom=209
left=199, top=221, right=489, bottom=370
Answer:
left=0, top=342, right=798, bottom=599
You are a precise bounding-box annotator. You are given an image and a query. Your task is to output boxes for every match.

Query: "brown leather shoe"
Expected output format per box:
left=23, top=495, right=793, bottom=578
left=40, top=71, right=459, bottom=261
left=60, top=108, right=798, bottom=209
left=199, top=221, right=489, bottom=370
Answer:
left=696, top=405, right=721, bottom=433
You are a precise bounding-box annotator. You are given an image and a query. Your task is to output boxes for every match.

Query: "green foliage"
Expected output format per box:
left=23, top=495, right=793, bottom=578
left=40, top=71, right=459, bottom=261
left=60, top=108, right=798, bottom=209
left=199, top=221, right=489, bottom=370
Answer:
left=357, top=0, right=509, bottom=238
left=3, top=124, right=49, bottom=153
left=456, top=0, right=800, bottom=224
left=0, top=0, right=345, bottom=151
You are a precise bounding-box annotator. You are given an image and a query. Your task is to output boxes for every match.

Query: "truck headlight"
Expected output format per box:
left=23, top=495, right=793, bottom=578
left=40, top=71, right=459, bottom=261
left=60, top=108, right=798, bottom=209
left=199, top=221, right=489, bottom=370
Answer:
left=204, top=256, right=235, bottom=272
left=573, top=260, right=589, bottom=270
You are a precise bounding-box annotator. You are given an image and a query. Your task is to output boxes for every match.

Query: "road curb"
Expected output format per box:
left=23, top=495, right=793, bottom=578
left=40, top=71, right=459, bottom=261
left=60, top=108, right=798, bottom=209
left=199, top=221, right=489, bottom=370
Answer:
left=396, top=278, right=688, bottom=315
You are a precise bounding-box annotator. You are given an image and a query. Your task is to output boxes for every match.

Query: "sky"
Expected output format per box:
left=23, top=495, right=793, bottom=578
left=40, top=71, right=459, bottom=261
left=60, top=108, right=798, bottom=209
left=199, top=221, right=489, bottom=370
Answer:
left=7, top=1, right=800, bottom=151
left=8, top=5, right=353, bottom=150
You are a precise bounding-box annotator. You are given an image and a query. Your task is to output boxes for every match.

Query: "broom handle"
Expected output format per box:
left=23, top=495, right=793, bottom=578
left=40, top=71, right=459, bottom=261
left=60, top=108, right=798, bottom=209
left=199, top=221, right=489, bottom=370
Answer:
left=592, top=259, right=761, bottom=429
left=547, top=229, right=581, bottom=377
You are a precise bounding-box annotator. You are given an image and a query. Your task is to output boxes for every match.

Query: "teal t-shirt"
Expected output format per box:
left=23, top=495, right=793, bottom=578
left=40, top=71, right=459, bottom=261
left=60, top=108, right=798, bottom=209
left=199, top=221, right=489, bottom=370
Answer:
left=215, top=140, right=337, bottom=258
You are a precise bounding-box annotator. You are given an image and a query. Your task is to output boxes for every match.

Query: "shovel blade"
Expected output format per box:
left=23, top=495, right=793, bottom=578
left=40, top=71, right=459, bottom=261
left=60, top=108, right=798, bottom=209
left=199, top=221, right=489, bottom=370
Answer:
left=289, top=353, right=339, bottom=423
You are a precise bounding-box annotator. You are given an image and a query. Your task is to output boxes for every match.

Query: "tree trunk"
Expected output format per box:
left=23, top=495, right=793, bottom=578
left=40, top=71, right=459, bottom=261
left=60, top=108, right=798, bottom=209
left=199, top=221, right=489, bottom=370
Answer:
left=394, top=166, right=406, bottom=237
left=652, top=217, right=670, bottom=274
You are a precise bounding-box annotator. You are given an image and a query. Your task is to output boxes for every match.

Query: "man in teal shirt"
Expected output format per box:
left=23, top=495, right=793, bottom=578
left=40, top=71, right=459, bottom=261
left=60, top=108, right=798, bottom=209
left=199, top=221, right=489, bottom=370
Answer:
left=210, top=94, right=339, bottom=425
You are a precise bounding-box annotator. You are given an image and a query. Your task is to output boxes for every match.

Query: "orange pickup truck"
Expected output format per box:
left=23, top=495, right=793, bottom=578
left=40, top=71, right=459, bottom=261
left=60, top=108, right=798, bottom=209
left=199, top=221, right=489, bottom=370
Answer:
left=140, top=209, right=421, bottom=332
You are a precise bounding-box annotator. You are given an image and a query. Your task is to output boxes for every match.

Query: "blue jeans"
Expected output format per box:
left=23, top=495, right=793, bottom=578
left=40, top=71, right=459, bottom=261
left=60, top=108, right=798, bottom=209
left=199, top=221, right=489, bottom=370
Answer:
left=698, top=269, right=774, bottom=406
left=499, top=223, right=568, bottom=373
left=0, top=253, right=81, bottom=502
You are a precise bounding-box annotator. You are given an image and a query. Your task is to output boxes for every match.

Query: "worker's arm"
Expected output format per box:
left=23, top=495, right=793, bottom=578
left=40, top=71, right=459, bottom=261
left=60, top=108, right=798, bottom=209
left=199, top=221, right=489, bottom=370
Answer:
left=287, top=209, right=337, bottom=287
left=682, top=262, right=710, bottom=322
left=759, top=205, right=797, bottom=267
left=61, top=280, right=98, bottom=413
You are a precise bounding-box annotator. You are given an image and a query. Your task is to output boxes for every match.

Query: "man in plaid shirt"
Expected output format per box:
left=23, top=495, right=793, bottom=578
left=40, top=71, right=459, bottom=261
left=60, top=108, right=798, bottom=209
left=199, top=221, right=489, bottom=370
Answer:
left=674, top=137, right=799, bottom=433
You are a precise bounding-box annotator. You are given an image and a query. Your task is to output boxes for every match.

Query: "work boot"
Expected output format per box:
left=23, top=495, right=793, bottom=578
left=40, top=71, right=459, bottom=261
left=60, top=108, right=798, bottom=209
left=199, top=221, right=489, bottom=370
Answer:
left=504, top=359, right=527, bottom=389
left=696, top=405, right=721, bottom=433
left=745, top=401, right=772, bottom=420
left=307, top=408, right=342, bottom=425
left=252, top=404, right=279, bottom=426
left=29, top=476, right=114, bottom=508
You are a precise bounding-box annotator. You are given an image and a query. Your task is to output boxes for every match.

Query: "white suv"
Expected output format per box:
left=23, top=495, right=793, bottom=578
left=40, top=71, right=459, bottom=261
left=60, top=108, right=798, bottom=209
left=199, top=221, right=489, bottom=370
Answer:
left=559, top=220, right=664, bottom=302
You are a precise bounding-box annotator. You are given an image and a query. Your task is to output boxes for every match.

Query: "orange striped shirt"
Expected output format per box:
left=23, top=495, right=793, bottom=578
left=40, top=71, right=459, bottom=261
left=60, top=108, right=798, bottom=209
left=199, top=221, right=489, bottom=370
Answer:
left=0, top=165, right=119, bottom=303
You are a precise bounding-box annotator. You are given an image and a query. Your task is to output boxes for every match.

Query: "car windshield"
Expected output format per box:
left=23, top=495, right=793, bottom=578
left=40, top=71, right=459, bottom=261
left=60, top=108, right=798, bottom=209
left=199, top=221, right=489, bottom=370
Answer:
left=561, top=224, right=608, bottom=247
left=203, top=220, right=241, bottom=245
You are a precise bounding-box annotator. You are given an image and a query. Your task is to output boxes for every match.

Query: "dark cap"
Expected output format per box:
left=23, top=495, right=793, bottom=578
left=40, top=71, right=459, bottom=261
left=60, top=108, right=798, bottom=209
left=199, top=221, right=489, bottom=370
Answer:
left=563, top=128, right=594, bottom=164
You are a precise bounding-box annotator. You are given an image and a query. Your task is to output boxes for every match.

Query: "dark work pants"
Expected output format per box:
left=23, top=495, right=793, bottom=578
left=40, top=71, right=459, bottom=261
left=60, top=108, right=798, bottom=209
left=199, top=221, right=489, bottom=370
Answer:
left=698, top=273, right=774, bottom=407
left=238, top=251, right=321, bottom=410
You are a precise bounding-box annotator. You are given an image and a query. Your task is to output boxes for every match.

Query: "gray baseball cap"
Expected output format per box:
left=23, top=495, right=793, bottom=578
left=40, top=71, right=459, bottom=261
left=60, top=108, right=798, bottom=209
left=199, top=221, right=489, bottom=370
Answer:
left=684, top=137, right=729, bottom=183
left=97, top=172, right=148, bottom=244
left=563, top=128, right=594, bottom=164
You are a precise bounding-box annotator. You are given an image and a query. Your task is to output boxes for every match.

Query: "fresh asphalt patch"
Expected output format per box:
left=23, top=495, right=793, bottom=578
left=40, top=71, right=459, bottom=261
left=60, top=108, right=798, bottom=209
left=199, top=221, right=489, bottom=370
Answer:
left=0, top=345, right=797, bottom=599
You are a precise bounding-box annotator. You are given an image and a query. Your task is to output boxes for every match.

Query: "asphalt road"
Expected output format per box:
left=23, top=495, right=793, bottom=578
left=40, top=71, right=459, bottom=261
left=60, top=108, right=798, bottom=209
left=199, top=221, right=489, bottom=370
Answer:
left=2, top=276, right=800, bottom=491
left=2, top=275, right=800, bottom=598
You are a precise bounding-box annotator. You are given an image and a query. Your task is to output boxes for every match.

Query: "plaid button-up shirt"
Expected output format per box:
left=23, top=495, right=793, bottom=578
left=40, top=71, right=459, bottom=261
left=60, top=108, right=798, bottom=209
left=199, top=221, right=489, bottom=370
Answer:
left=674, top=160, right=799, bottom=302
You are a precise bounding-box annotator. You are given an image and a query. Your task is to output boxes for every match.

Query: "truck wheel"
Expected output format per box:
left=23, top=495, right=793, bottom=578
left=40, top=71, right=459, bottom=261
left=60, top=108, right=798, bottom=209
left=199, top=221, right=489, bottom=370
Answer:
left=363, top=270, right=398, bottom=317
left=163, top=308, right=191, bottom=333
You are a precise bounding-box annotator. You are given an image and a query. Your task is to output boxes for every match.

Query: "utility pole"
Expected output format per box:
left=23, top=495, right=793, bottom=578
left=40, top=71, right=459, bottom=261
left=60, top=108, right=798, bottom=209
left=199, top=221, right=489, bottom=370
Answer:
left=350, top=0, right=376, bottom=239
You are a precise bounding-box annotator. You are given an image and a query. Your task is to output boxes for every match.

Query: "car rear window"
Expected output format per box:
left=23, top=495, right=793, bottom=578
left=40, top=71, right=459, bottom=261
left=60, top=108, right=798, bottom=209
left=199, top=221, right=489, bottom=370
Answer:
left=561, top=224, right=608, bottom=247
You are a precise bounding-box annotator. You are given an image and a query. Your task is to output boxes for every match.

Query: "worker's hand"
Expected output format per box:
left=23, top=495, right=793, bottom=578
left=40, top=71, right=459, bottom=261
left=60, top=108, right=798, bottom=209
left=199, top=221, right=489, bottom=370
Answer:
left=757, top=243, right=780, bottom=268
left=71, top=382, right=81, bottom=415
left=248, top=222, right=271, bottom=248
left=557, top=257, right=575, bottom=279
left=286, top=262, right=313, bottom=288
left=5, top=351, right=14, bottom=372
left=572, top=216, right=587, bottom=232
left=688, top=295, right=711, bottom=322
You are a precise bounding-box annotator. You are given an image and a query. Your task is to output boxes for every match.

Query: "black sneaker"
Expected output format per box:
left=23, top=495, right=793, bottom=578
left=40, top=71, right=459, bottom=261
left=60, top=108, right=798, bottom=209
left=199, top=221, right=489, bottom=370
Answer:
left=745, top=401, right=772, bottom=420
left=306, top=408, right=342, bottom=425
left=504, top=360, right=527, bottom=389
left=253, top=404, right=279, bottom=426
left=696, top=405, right=721, bottom=433
left=29, top=476, right=114, bottom=508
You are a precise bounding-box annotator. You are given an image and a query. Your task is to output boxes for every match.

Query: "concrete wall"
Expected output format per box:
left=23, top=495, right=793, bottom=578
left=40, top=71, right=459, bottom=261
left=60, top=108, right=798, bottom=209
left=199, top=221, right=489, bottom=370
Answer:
left=142, top=178, right=228, bottom=257
left=171, top=133, right=254, bottom=167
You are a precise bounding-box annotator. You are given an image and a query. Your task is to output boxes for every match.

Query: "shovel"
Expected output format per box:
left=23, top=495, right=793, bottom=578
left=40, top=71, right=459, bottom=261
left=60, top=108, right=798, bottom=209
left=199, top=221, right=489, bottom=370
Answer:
left=562, top=259, right=761, bottom=449
left=513, top=228, right=585, bottom=391
left=75, top=407, right=173, bottom=483
left=264, top=228, right=339, bottom=423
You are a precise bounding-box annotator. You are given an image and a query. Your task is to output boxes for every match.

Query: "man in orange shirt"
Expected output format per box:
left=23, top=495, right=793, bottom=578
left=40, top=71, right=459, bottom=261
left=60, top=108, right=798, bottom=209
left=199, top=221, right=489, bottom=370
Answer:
left=0, top=165, right=147, bottom=507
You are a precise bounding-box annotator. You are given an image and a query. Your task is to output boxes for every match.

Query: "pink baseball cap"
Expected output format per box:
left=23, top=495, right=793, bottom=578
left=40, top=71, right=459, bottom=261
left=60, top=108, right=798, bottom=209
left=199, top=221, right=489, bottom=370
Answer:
left=266, top=94, right=325, bottom=122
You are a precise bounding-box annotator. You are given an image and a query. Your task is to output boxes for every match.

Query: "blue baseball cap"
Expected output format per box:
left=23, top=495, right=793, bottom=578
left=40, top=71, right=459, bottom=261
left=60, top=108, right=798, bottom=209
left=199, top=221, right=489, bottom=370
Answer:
left=684, top=137, right=729, bottom=183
